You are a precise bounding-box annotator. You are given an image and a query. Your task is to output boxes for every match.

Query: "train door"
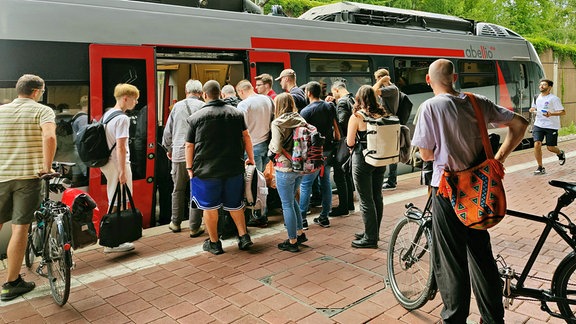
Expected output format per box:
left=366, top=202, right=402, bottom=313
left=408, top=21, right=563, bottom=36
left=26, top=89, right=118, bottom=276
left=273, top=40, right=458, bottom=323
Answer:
left=248, top=51, right=290, bottom=93
left=89, top=44, right=157, bottom=228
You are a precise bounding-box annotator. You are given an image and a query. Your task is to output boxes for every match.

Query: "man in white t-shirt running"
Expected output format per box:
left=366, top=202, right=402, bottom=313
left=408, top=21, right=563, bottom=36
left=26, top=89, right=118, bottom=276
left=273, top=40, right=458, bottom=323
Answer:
left=529, top=79, right=566, bottom=175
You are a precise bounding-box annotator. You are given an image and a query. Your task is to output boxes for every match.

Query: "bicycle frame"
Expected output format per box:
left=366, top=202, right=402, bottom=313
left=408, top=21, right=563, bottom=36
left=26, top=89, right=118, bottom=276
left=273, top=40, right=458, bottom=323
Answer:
left=504, top=188, right=576, bottom=317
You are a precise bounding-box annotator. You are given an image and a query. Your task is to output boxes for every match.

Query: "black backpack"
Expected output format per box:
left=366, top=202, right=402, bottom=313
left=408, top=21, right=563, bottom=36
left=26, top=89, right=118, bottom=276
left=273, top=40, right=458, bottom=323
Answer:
left=396, top=92, right=413, bottom=125
left=76, top=111, right=124, bottom=168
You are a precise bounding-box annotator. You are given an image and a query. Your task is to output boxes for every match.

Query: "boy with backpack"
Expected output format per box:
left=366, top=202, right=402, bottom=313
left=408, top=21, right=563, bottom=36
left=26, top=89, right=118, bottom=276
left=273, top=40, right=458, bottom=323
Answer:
left=99, top=83, right=139, bottom=253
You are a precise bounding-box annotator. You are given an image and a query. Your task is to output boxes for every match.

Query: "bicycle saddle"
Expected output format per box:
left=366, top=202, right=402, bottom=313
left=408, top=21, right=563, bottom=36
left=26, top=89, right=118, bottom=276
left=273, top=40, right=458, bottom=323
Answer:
left=549, top=180, right=576, bottom=195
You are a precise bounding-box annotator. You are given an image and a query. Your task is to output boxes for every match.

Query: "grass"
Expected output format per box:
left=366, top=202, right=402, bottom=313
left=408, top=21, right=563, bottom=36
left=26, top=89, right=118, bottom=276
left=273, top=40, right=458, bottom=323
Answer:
left=559, top=122, right=576, bottom=136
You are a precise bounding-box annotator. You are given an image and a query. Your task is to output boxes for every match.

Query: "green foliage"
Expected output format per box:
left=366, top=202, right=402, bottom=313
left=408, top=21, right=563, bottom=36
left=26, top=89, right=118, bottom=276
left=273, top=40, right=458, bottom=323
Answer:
left=559, top=122, right=576, bottom=137
left=528, top=37, right=576, bottom=63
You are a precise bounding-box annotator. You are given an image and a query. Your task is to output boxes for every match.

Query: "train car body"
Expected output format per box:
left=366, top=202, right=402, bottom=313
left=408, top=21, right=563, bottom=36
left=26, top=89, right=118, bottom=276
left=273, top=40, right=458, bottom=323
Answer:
left=0, top=0, right=544, bottom=230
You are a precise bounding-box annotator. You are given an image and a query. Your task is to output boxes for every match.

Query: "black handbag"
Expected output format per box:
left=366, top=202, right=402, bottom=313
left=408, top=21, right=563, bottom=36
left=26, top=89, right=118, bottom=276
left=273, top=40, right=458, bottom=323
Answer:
left=99, top=183, right=143, bottom=247
left=334, top=138, right=350, bottom=165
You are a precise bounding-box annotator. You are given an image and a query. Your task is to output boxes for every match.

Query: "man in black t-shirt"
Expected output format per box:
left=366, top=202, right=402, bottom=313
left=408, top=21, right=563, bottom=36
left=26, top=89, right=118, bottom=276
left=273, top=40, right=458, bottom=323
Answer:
left=186, top=80, right=255, bottom=255
left=298, top=81, right=337, bottom=229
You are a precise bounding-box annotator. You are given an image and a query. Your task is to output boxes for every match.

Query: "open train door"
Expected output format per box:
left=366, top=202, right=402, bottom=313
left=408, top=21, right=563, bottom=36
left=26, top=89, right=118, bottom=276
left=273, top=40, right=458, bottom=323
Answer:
left=248, top=51, right=291, bottom=94
left=89, top=44, right=157, bottom=228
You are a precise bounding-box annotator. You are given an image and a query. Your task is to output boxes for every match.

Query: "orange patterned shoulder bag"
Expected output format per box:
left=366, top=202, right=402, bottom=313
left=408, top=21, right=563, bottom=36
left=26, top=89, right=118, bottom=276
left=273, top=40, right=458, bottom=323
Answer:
left=437, top=93, right=506, bottom=230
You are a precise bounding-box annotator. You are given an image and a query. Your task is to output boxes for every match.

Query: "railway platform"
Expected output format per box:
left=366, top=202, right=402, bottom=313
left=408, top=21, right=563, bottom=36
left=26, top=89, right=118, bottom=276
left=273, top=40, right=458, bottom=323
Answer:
left=1, top=138, right=576, bottom=323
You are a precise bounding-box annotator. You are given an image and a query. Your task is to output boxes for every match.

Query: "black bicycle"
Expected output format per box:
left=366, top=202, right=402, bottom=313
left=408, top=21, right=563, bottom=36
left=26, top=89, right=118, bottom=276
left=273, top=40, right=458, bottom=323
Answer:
left=25, top=170, right=73, bottom=306
left=387, top=180, right=576, bottom=323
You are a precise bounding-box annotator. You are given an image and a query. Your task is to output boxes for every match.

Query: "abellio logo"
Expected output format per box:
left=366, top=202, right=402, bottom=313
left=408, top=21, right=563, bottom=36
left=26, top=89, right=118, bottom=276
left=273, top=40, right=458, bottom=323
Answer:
left=465, top=45, right=495, bottom=59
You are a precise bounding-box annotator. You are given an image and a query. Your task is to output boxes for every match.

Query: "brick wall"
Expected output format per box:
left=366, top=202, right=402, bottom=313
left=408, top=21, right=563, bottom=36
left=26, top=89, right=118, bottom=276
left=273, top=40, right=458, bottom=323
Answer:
left=540, top=49, right=576, bottom=127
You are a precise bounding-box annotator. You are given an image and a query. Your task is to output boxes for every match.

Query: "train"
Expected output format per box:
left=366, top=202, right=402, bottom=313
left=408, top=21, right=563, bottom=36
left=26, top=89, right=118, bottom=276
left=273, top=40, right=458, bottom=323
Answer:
left=0, top=0, right=544, bottom=228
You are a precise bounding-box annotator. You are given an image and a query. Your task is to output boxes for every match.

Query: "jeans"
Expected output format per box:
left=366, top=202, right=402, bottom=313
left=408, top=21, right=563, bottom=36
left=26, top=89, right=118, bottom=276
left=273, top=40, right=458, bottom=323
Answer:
left=431, top=188, right=504, bottom=323
left=171, top=162, right=202, bottom=230
left=252, top=141, right=269, bottom=172
left=386, top=163, right=397, bottom=186
left=352, top=152, right=385, bottom=242
left=276, top=170, right=303, bottom=239
left=299, top=165, right=332, bottom=218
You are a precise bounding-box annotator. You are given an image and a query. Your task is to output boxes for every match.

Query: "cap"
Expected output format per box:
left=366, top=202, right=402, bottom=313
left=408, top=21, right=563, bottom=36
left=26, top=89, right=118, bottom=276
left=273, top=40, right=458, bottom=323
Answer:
left=275, top=69, right=296, bottom=81
left=78, top=95, right=89, bottom=107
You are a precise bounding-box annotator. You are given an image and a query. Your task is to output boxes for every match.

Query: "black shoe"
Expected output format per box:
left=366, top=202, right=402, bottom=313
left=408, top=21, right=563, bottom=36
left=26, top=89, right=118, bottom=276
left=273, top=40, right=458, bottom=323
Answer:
left=302, top=219, right=309, bottom=230
left=354, top=232, right=364, bottom=240
left=351, top=239, right=378, bottom=249
left=329, top=208, right=349, bottom=217
left=202, top=239, right=224, bottom=255
left=237, top=234, right=253, bottom=250
left=558, top=150, right=566, bottom=165
left=278, top=239, right=299, bottom=252
left=382, top=183, right=397, bottom=191
left=313, top=217, right=330, bottom=228
left=533, top=166, right=546, bottom=175
left=309, top=198, right=322, bottom=208
left=247, top=218, right=268, bottom=228
left=297, top=233, right=308, bottom=245
left=1, top=275, right=35, bottom=301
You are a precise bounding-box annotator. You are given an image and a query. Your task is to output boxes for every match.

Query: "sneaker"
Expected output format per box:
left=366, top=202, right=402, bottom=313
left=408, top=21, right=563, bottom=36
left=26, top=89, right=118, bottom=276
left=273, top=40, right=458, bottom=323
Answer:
left=302, top=219, right=309, bottom=230
left=103, top=242, right=135, bottom=254
left=202, top=239, right=224, bottom=255
left=1, top=275, right=35, bottom=301
left=168, top=221, right=181, bottom=233
left=533, top=166, right=546, bottom=175
left=247, top=218, right=268, bottom=228
left=278, top=239, right=299, bottom=252
left=558, top=150, right=566, bottom=165
left=297, top=233, right=308, bottom=245
left=237, top=234, right=253, bottom=250
left=189, top=225, right=205, bottom=238
left=313, top=217, right=330, bottom=228
left=382, top=183, right=397, bottom=191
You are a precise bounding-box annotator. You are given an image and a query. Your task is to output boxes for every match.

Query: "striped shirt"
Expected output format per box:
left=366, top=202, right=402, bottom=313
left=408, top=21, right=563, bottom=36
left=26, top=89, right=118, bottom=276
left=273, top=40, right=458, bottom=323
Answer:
left=0, top=98, right=56, bottom=181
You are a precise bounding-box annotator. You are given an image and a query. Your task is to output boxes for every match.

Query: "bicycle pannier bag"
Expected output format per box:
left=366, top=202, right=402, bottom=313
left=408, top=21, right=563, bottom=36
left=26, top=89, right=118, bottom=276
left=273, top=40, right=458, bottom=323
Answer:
left=76, top=110, right=124, bottom=168
left=61, top=188, right=98, bottom=249
left=437, top=93, right=506, bottom=230
left=359, top=111, right=401, bottom=167
left=99, top=183, right=143, bottom=247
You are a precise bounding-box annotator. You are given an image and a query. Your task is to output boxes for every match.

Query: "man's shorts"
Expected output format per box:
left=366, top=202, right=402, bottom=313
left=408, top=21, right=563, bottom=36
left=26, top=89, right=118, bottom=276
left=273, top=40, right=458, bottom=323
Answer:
left=0, top=179, right=41, bottom=225
left=191, top=174, right=245, bottom=211
left=532, top=126, right=559, bottom=146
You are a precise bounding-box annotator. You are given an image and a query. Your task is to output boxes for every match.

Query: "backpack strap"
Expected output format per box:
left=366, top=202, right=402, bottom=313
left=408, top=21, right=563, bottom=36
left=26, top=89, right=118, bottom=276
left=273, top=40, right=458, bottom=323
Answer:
left=71, top=111, right=87, bottom=123
left=184, top=100, right=193, bottom=116
left=102, top=110, right=125, bottom=152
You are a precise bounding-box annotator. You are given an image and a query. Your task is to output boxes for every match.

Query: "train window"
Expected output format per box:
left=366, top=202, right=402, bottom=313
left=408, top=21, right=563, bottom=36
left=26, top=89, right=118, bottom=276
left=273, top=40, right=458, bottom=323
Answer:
left=393, top=58, right=435, bottom=95
left=458, top=60, right=496, bottom=101
left=308, top=57, right=371, bottom=97
left=0, top=88, right=17, bottom=104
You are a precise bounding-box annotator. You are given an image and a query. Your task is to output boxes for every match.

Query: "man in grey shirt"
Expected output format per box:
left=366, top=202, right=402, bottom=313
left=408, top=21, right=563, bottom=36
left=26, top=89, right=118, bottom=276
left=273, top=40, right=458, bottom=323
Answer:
left=236, top=79, right=274, bottom=227
left=163, top=79, right=205, bottom=237
left=412, top=59, right=527, bottom=323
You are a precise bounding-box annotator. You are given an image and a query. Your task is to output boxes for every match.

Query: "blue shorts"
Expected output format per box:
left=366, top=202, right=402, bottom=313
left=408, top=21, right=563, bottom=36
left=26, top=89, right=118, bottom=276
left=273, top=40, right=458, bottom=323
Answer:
left=191, top=174, right=245, bottom=211
left=532, top=125, right=558, bottom=146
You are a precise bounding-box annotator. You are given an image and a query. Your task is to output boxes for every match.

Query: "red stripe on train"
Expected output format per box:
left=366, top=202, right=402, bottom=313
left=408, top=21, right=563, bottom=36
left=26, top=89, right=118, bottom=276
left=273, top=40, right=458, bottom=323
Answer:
left=251, top=37, right=465, bottom=57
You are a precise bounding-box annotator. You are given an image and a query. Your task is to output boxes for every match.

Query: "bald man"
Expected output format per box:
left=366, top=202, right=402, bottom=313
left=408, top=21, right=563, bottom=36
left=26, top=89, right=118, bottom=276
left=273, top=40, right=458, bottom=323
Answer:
left=412, top=59, right=528, bottom=323
left=185, top=80, right=255, bottom=255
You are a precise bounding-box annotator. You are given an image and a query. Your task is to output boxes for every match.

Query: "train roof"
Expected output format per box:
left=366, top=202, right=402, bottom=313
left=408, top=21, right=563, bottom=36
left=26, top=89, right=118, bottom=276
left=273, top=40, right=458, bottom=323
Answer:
left=299, top=1, right=523, bottom=38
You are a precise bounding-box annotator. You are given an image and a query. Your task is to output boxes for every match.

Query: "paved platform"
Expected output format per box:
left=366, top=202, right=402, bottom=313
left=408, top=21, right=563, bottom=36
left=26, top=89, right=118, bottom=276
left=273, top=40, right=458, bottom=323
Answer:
left=1, top=139, right=576, bottom=323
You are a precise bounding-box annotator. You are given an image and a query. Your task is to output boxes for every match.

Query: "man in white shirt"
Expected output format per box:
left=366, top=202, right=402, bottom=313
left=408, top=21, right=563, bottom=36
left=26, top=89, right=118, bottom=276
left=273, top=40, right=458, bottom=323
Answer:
left=529, top=79, right=566, bottom=175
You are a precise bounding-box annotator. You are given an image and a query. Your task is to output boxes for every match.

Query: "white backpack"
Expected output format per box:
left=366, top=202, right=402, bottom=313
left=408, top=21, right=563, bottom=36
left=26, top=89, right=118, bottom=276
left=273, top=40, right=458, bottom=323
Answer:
left=244, top=164, right=268, bottom=212
left=359, top=111, right=401, bottom=167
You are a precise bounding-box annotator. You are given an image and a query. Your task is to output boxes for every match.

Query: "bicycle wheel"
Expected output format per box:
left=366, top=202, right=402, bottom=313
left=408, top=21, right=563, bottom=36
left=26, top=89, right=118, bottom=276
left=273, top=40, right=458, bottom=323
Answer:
left=553, top=253, right=576, bottom=321
left=25, top=223, right=35, bottom=268
left=387, top=216, right=435, bottom=310
left=46, top=219, right=71, bottom=306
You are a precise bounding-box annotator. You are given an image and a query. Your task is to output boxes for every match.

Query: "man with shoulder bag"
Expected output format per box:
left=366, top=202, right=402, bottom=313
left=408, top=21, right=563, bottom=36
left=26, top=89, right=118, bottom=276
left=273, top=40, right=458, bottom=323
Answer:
left=412, top=59, right=528, bottom=323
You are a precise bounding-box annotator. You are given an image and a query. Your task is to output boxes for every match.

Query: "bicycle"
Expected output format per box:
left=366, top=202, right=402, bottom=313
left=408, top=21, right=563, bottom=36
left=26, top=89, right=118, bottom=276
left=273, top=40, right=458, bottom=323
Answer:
left=25, top=169, right=74, bottom=306
left=387, top=180, right=576, bottom=323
